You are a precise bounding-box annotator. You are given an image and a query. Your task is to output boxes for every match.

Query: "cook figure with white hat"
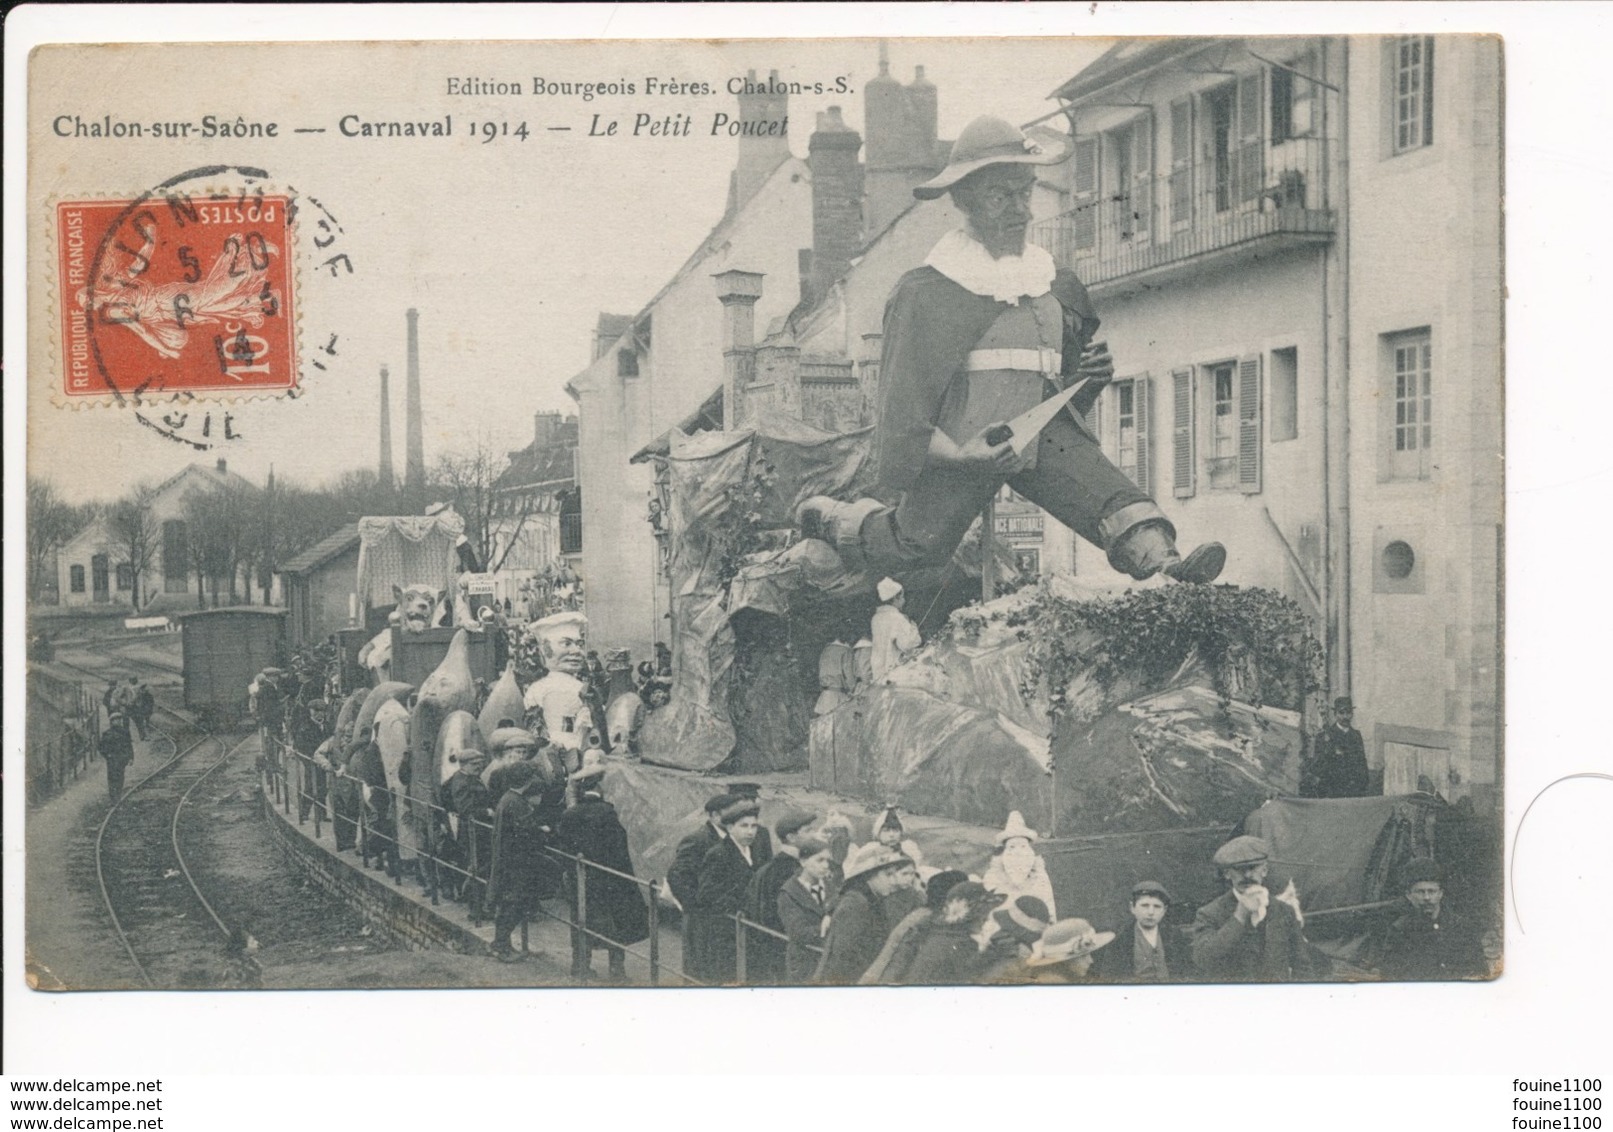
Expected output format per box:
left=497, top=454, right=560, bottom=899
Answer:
left=870, top=577, right=922, bottom=682
left=522, top=611, right=590, bottom=760
left=798, top=115, right=1224, bottom=588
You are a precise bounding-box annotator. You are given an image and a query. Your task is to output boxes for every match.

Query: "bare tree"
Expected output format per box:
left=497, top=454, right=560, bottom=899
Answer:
left=26, top=476, right=86, bottom=603
left=185, top=481, right=257, bottom=606
left=430, top=436, right=537, bottom=574
left=103, top=485, right=160, bottom=610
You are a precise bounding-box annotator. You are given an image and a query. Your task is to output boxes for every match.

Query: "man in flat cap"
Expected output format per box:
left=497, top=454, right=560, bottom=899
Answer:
left=1191, top=836, right=1317, bottom=982
left=744, top=807, right=820, bottom=984
left=1378, top=858, right=1488, bottom=980
left=691, top=797, right=766, bottom=983
left=1301, top=696, right=1370, bottom=798
left=1094, top=880, right=1193, bottom=983
left=799, top=115, right=1223, bottom=591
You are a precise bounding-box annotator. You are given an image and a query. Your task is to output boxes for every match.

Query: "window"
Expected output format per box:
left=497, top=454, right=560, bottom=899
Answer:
left=70, top=564, right=86, bottom=593
left=116, top=563, right=133, bottom=590
left=1169, top=98, right=1193, bottom=229
left=1270, top=52, right=1316, bottom=144
left=1107, top=116, right=1153, bottom=241
left=1270, top=346, right=1299, bottom=441
left=1391, top=35, right=1435, bottom=153
left=1209, top=362, right=1238, bottom=489
left=617, top=349, right=639, bottom=378
left=1171, top=368, right=1195, bottom=499
left=91, top=553, right=110, bottom=600
left=1069, top=136, right=1099, bottom=252
left=1386, top=328, right=1433, bottom=479
left=1108, top=376, right=1152, bottom=495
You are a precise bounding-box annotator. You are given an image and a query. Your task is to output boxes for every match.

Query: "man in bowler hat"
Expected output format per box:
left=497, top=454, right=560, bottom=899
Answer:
left=1302, top=696, right=1370, bottom=798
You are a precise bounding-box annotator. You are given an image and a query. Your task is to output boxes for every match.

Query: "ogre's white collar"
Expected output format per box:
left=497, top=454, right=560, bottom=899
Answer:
left=925, top=227, right=1056, bottom=303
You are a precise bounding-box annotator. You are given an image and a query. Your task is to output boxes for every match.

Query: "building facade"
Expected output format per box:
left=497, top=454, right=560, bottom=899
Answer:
left=1034, top=36, right=1502, bottom=801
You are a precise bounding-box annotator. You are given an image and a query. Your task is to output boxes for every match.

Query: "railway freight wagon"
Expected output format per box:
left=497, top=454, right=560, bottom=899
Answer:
left=178, top=607, right=290, bottom=727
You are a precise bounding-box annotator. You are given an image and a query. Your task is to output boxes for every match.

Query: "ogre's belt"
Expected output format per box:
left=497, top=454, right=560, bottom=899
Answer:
left=964, top=347, right=1062, bottom=375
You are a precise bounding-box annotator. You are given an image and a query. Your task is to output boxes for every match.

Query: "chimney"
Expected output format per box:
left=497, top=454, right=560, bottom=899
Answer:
left=215, top=457, right=227, bottom=474
left=863, top=50, right=943, bottom=237
left=731, top=69, right=791, bottom=212
left=533, top=410, right=562, bottom=451
left=378, top=365, right=395, bottom=489
left=808, top=106, right=863, bottom=304
left=404, top=308, right=426, bottom=494
left=713, top=269, right=765, bottom=429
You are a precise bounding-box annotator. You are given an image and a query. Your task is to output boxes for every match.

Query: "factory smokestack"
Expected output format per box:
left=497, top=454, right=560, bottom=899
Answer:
left=404, top=308, right=425, bottom=494
left=378, top=365, right=395, bottom=490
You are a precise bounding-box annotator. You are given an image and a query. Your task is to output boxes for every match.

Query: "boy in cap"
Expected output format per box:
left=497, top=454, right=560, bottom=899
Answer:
left=744, top=807, right=820, bottom=984
left=666, top=793, right=736, bottom=916
left=486, top=762, right=549, bottom=963
left=444, top=745, right=494, bottom=916
left=797, top=115, right=1223, bottom=593
left=1378, top=858, right=1488, bottom=980
left=1093, top=880, right=1192, bottom=983
left=1191, top=836, right=1317, bottom=982
left=1301, top=696, right=1370, bottom=798
left=691, top=797, right=765, bottom=983
left=777, top=835, right=840, bottom=984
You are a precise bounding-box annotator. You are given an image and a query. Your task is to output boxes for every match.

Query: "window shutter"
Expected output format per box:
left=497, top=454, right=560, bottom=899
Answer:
left=1237, top=353, right=1263, bottom=494
left=1085, top=392, right=1102, bottom=448
left=1236, top=71, right=1264, bottom=205
left=1169, top=99, right=1193, bottom=228
left=1422, top=36, right=1435, bottom=146
left=1172, top=368, right=1195, bottom=499
left=1131, top=113, right=1154, bottom=238
left=1071, top=136, right=1100, bottom=251
left=1134, top=374, right=1153, bottom=498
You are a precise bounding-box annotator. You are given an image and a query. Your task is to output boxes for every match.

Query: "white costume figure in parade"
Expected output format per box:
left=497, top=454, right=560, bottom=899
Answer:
left=522, top=611, right=590, bottom=753
left=870, top=577, right=922, bottom=682
left=982, top=811, right=1056, bottom=919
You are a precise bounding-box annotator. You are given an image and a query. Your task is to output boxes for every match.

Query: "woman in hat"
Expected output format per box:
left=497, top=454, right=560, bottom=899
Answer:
left=982, top=811, right=1056, bottom=918
left=815, top=843, right=919, bottom=985
left=997, top=918, right=1115, bottom=985
left=777, top=836, right=841, bottom=985
left=554, top=759, right=648, bottom=983
left=860, top=869, right=969, bottom=986
left=978, top=895, right=1054, bottom=981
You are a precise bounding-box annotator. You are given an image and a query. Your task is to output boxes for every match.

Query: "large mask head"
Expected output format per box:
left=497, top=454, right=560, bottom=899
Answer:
left=531, top=612, right=588, bottom=677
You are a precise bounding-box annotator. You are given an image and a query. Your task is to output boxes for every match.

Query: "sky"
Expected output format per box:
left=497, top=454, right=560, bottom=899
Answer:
left=27, top=38, right=1104, bottom=503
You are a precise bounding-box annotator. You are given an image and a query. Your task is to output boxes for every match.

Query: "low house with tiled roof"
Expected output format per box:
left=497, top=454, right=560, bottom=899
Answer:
left=280, top=522, right=363, bottom=647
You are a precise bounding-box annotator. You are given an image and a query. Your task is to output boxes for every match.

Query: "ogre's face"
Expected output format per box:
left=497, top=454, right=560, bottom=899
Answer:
left=538, top=622, right=587, bottom=675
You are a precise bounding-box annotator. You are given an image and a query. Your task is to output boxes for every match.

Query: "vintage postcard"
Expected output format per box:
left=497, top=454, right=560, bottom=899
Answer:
left=23, top=31, right=1504, bottom=996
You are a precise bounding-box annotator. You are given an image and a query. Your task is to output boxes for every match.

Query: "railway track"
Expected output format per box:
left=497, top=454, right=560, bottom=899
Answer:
left=93, top=708, right=262, bottom=988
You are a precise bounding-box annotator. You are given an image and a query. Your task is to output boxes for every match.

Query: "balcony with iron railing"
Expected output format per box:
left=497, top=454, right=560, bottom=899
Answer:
left=1031, top=136, right=1334, bottom=295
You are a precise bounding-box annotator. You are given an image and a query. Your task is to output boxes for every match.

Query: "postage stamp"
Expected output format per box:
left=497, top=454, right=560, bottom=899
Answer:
left=55, top=179, right=296, bottom=402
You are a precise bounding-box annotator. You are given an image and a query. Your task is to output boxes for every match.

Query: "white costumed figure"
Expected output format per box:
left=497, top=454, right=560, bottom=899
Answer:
left=982, top=810, right=1056, bottom=919
left=522, top=611, right=590, bottom=754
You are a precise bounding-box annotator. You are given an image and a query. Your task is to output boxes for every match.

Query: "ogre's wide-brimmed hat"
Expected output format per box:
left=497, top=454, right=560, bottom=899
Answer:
left=1026, top=918, right=1115, bottom=967
left=842, top=842, right=914, bottom=883
left=913, top=116, right=1072, bottom=200
left=1212, top=835, right=1272, bottom=869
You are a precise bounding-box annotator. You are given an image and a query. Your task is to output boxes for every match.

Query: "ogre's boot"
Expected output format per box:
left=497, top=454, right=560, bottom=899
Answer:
left=1108, top=521, right=1226, bottom=585
left=795, top=496, right=890, bottom=576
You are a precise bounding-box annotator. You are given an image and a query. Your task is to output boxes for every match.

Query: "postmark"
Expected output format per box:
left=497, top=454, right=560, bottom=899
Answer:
left=56, top=166, right=299, bottom=403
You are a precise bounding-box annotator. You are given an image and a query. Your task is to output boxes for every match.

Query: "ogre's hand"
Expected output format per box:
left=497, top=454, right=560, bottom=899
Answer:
left=957, top=424, right=1028, bottom=474
left=1076, top=338, right=1115, bottom=387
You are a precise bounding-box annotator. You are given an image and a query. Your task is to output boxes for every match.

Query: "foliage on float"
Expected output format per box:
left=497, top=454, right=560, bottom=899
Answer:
left=712, top=458, right=779, bottom=605
left=947, top=582, right=1325, bottom=723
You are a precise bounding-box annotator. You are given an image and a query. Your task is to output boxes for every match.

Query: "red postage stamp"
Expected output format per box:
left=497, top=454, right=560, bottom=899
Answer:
left=56, top=193, right=296, bottom=399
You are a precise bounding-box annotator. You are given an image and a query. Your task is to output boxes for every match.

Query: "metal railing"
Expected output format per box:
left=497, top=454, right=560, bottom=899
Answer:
left=1031, top=136, right=1333, bottom=287
left=27, top=668, right=100, bottom=803
left=730, top=911, right=824, bottom=986
left=261, top=732, right=699, bottom=986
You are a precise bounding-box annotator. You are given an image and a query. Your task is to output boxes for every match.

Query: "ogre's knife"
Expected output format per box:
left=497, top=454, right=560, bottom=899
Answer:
left=983, top=377, right=1093, bottom=456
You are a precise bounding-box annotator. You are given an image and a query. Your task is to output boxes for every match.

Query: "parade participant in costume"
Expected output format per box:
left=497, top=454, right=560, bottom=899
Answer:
left=445, top=746, right=494, bottom=915
left=486, top=762, right=548, bottom=963
left=1377, top=858, right=1487, bottom=980
left=901, top=881, right=1007, bottom=985
left=554, top=758, right=649, bottom=983
left=1301, top=697, right=1370, bottom=798
left=861, top=869, right=969, bottom=986
left=1093, top=880, right=1192, bottom=983
left=691, top=798, right=765, bottom=983
left=1191, top=836, right=1317, bottom=982
left=99, top=712, right=135, bottom=800
left=815, top=843, right=919, bottom=985
left=797, top=116, right=1224, bottom=590
left=744, top=808, right=820, bottom=984
left=982, top=811, right=1056, bottom=918
left=522, top=611, right=591, bottom=760
left=870, top=578, right=922, bottom=682
left=777, top=836, right=840, bottom=985
left=997, top=918, right=1115, bottom=984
